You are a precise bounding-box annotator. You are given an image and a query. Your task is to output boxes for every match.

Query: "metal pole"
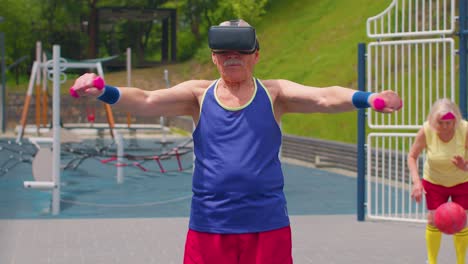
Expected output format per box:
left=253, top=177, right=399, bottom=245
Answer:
left=0, top=16, right=5, bottom=133
left=161, top=69, right=170, bottom=144
left=357, top=43, right=367, bottom=221
left=460, top=0, right=468, bottom=118
left=51, top=45, right=61, bottom=215
left=0, top=32, right=5, bottom=133
left=116, top=131, right=124, bottom=184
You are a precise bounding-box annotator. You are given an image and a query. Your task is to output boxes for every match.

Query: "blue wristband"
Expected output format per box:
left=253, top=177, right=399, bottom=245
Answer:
left=352, top=91, right=374, bottom=108
left=97, top=85, right=121, bottom=105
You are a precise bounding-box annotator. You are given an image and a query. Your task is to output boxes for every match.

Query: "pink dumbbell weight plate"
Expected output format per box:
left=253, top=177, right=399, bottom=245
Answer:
left=373, top=97, right=385, bottom=110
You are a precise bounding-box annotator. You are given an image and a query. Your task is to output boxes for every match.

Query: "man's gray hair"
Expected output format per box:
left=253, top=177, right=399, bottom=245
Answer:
left=219, top=19, right=252, bottom=27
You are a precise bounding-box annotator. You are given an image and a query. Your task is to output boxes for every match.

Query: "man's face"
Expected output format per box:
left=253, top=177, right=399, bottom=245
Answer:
left=212, top=50, right=259, bottom=82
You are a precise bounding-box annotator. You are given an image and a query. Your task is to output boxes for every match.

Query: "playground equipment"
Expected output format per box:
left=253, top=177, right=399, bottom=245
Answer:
left=18, top=45, right=194, bottom=215
left=22, top=45, right=63, bottom=214
left=20, top=45, right=123, bottom=214
left=16, top=42, right=116, bottom=142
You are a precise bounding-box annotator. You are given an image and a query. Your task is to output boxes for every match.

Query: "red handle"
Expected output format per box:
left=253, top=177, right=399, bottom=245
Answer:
left=69, top=77, right=105, bottom=98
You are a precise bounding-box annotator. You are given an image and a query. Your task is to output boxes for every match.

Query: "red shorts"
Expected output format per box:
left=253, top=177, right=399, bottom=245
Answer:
left=422, top=179, right=468, bottom=210
left=183, top=226, right=293, bottom=264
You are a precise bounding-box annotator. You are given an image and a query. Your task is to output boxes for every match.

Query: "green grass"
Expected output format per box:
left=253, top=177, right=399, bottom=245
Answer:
left=253, top=0, right=392, bottom=143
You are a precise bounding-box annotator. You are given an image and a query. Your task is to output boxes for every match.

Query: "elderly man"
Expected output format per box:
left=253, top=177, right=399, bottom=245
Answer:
left=71, top=19, right=402, bottom=264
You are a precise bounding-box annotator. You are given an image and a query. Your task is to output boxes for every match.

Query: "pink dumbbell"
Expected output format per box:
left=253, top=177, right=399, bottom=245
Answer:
left=373, top=97, right=386, bottom=110
left=69, top=76, right=105, bottom=98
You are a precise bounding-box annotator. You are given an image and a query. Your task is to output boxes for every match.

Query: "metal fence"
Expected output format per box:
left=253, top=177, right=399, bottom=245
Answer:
left=360, top=0, right=459, bottom=223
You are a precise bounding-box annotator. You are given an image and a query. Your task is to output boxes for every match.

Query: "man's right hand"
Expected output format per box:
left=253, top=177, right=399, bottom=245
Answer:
left=70, top=73, right=105, bottom=98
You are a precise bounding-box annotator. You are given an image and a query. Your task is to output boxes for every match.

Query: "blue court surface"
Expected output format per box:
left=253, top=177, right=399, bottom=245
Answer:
left=0, top=137, right=357, bottom=219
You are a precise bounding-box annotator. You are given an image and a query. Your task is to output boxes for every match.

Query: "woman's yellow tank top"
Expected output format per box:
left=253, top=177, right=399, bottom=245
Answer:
left=423, top=120, right=468, bottom=187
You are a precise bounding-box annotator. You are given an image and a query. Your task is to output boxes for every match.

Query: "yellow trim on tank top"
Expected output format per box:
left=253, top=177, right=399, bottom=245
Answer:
left=214, top=77, right=257, bottom=111
left=198, top=80, right=217, bottom=116
left=256, top=79, right=276, bottom=120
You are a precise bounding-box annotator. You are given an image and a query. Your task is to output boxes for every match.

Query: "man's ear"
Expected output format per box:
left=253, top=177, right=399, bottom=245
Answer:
left=254, top=51, right=260, bottom=64
left=212, top=52, right=217, bottom=64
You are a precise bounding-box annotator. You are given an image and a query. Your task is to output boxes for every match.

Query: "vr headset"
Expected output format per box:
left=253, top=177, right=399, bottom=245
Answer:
left=208, top=26, right=259, bottom=53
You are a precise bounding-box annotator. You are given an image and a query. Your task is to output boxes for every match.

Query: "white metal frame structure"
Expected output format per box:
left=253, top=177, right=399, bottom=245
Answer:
left=365, top=0, right=457, bottom=223
left=367, top=0, right=455, bottom=38
left=21, top=45, right=113, bottom=215
left=367, top=133, right=427, bottom=223
left=367, top=38, right=456, bottom=130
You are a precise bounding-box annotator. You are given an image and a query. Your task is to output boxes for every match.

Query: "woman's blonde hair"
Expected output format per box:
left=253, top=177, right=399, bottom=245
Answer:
left=427, top=98, right=462, bottom=129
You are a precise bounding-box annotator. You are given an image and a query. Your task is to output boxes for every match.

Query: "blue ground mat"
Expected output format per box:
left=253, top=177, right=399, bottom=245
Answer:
left=0, top=138, right=358, bottom=219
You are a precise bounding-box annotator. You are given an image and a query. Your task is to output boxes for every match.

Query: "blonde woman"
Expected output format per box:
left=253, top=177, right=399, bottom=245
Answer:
left=408, top=98, right=468, bottom=264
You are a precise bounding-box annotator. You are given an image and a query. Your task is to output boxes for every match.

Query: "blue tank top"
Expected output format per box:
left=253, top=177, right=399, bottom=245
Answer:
left=190, top=78, right=289, bottom=234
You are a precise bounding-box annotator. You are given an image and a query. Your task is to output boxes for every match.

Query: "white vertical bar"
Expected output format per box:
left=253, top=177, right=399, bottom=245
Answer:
left=42, top=52, right=47, bottom=99
left=443, top=0, right=447, bottom=30
left=408, top=0, right=412, bottom=33
left=422, top=0, right=425, bottom=31
left=436, top=42, right=440, bottom=99
left=367, top=135, right=372, bottom=217
left=429, top=43, right=433, bottom=104
left=450, top=40, right=455, bottom=102
left=116, top=131, right=124, bottom=184
left=401, top=0, right=405, bottom=34
left=387, top=44, right=391, bottom=125
left=373, top=17, right=377, bottom=36
left=450, top=0, right=455, bottom=32
left=381, top=137, right=384, bottom=217
left=394, top=44, right=399, bottom=124
left=127, top=48, right=131, bottom=87
left=422, top=42, right=426, bottom=121
left=367, top=45, right=371, bottom=126
left=429, top=0, right=433, bottom=31
left=35, top=42, right=41, bottom=85
left=397, top=136, right=401, bottom=217
left=443, top=41, right=447, bottom=98
left=375, top=137, right=379, bottom=215
left=395, top=136, right=399, bottom=217
left=402, top=137, right=408, bottom=218
left=407, top=43, right=412, bottom=126
left=372, top=137, right=375, bottom=216
left=374, top=45, right=379, bottom=124
left=96, top=63, right=104, bottom=78
left=401, top=43, right=405, bottom=126
left=415, top=0, right=419, bottom=33
left=51, top=45, right=61, bottom=215
left=162, top=69, right=170, bottom=144
left=380, top=45, right=385, bottom=125
left=415, top=43, right=419, bottom=125
left=388, top=137, right=392, bottom=216
left=394, top=0, right=398, bottom=35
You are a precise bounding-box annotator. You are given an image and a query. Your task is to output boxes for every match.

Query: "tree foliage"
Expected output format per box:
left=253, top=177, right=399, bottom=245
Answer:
left=0, top=0, right=270, bottom=79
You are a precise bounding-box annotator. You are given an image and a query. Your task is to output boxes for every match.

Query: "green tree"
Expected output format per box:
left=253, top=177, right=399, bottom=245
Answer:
left=0, top=0, right=42, bottom=83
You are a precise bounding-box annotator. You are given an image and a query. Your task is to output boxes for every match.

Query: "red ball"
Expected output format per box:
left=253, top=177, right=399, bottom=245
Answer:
left=434, top=202, right=467, bottom=235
